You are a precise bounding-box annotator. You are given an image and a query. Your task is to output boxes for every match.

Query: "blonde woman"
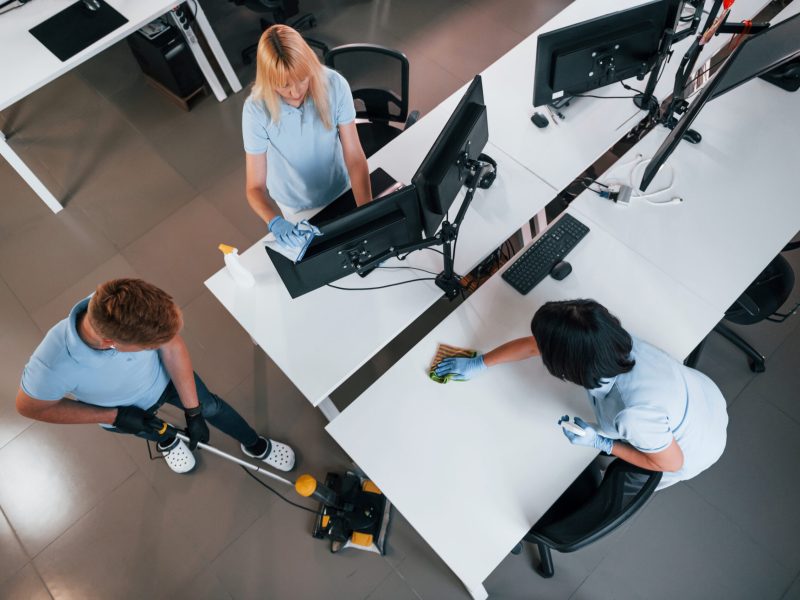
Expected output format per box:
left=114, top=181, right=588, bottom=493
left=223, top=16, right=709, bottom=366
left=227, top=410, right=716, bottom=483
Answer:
left=242, top=25, right=372, bottom=249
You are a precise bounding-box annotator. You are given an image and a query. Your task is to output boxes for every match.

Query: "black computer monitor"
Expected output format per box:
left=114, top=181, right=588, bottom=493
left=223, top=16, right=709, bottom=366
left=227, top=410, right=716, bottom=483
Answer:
left=532, top=0, right=680, bottom=108
left=639, top=12, right=800, bottom=191
left=266, top=184, right=423, bottom=298
left=412, top=75, right=489, bottom=237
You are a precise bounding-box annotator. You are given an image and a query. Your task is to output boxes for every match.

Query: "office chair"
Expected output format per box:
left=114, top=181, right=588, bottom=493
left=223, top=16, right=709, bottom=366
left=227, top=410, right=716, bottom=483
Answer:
left=520, top=459, right=662, bottom=578
left=230, top=0, right=328, bottom=64
left=699, top=241, right=800, bottom=373
left=324, top=44, right=420, bottom=158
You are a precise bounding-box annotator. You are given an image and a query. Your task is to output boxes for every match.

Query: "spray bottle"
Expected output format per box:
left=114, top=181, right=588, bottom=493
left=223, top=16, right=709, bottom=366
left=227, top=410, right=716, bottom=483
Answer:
left=218, top=244, right=255, bottom=288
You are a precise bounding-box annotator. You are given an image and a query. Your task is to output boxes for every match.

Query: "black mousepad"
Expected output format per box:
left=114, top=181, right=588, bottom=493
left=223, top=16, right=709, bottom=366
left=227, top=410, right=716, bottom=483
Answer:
left=29, top=0, right=129, bottom=62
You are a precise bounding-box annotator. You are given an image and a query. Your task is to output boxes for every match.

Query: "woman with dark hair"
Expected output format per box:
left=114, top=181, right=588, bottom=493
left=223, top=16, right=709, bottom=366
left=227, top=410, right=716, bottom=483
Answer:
left=434, top=299, right=728, bottom=488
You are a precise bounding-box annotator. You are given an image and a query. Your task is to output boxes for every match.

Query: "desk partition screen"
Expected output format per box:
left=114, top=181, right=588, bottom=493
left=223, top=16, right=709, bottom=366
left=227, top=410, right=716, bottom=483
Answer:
left=639, top=12, right=800, bottom=191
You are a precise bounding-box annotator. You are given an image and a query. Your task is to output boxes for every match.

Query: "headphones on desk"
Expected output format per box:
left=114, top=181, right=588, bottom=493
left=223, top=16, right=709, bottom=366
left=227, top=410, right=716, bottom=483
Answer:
left=477, top=153, right=498, bottom=189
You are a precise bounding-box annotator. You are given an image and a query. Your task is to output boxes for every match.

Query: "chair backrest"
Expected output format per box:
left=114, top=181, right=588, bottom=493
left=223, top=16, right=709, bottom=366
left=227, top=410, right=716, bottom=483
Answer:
left=725, top=254, right=795, bottom=324
left=324, top=44, right=409, bottom=124
left=232, top=0, right=299, bottom=19
left=528, top=460, right=662, bottom=553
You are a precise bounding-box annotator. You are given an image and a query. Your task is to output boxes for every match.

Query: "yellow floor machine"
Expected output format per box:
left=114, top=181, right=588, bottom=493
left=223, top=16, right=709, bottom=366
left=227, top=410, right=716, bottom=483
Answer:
left=152, top=418, right=391, bottom=555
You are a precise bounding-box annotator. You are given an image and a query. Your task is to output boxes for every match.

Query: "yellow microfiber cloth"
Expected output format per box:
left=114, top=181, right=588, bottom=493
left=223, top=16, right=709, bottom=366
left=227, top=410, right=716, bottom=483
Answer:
left=428, top=343, right=478, bottom=383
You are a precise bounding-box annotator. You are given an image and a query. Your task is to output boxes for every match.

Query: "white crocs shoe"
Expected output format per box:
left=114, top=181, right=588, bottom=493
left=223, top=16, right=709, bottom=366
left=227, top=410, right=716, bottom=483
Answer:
left=241, top=436, right=295, bottom=472
left=158, top=438, right=196, bottom=474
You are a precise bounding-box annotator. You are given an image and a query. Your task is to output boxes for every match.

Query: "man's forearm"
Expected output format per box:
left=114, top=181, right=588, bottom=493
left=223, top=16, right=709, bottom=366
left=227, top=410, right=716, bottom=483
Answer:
left=483, top=337, right=540, bottom=367
left=17, top=397, right=117, bottom=425
left=158, top=335, right=200, bottom=410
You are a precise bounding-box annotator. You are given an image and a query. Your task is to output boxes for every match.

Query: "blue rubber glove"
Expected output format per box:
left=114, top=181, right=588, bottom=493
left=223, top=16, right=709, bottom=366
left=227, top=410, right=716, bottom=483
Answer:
left=559, top=416, right=614, bottom=454
left=434, top=355, right=487, bottom=381
left=268, top=216, right=305, bottom=248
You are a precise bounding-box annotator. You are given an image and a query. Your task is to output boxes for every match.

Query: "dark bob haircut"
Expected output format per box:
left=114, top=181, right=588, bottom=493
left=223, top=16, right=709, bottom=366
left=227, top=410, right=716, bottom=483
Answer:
left=531, top=299, right=635, bottom=389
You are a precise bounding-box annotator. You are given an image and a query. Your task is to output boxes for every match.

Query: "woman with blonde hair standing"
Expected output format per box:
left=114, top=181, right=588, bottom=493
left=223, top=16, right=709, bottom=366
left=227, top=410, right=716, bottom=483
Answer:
left=242, top=25, right=372, bottom=249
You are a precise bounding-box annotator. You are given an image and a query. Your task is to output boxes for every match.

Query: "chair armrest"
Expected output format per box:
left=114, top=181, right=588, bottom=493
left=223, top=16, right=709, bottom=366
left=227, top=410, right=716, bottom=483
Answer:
left=782, top=240, right=800, bottom=252
left=734, top=292, right=760, bottom=317
left=404, top=110, right=420, bottom=129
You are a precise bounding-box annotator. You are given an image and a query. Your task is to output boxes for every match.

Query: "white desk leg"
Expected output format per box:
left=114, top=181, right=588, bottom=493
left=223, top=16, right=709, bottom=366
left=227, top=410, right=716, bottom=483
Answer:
left=191, top=2, right=242, bottom=94
left=317, top=397, right=340, bottom=421
left=464, top=580, right=488, bottom=600
left=0, top=132, right=62, bottom=214
left=168, top=11, right=227, bottom=101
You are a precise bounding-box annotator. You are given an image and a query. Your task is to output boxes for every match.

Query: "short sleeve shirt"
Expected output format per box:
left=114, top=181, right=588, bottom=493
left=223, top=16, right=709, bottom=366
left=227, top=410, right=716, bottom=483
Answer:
left=589, top=337, right=690, bottom=453
left=20, top=297, right=171, bottom=410
left=586, top=336, right=728, bottom=488
left=242, top=67, right=357, bottom=212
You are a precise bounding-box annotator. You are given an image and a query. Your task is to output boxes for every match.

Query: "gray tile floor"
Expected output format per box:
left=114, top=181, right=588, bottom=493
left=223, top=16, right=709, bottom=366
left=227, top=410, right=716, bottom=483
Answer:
left=1, top=0, right=799, bottom=598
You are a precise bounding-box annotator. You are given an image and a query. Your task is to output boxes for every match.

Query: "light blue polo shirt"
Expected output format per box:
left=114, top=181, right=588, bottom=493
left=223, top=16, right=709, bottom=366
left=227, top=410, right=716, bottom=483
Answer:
left=242, top=67, right=357, bottom=212
left=20, top=297, right=171, bottom=410
left=588, top=336, right=728, bottom=489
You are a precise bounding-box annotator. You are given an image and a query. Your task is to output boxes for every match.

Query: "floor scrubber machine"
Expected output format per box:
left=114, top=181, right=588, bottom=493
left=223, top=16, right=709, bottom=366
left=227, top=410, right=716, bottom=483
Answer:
left=150, top=417, right=391, bottom=555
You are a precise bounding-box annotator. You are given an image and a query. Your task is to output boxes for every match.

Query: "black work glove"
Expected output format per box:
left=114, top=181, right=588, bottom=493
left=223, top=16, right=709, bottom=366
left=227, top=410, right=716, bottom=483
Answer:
left=113, top=405, right=157, bottom=434
left=185, top=407, right=209, bottom=451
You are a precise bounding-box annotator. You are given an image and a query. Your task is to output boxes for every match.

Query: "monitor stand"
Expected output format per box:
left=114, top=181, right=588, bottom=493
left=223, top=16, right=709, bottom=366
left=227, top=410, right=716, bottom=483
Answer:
left=355, top=156, right=496, bottom=299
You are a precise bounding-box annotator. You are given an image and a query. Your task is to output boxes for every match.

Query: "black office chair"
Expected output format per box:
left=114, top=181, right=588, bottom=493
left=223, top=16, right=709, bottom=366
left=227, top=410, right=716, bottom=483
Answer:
left=704, top=241, right=800, bottom=373
left=230, top=0, right=328, bottom=65
left=324, top=44, right=420, bottom=158
left=520, top=459, right=661, bottom=578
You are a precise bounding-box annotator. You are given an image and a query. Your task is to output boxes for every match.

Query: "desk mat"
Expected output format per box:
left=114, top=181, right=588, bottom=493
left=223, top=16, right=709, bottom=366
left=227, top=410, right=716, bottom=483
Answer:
left=29, top=0, right=129, bottom=62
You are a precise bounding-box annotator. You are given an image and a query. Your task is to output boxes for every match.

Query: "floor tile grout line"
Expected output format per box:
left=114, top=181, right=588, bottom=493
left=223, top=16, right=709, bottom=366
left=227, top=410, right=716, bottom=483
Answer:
left=779, top=568, right=800, bottom=600
left=724, top=316, right=800, bottom=411
left=27, top=468, right=139, bottom=563
left=0, top=503, right=31, bottom=564
left=683, top=477, right=798, bottom=574
left=362, top=567, right=401, bottom=600
left=28, top=559, right=56, bottom=600
left=383, top=555, right=428, bottom=600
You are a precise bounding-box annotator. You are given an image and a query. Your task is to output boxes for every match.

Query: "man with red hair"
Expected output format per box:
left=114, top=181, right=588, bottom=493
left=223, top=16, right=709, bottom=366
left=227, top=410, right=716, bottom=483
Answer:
left=16, top=278, right=295, bottom=474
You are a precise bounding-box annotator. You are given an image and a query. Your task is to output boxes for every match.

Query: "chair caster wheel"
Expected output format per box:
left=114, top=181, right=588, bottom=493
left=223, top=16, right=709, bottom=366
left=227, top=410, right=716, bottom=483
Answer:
left=748, top=358, right=766, bottom=373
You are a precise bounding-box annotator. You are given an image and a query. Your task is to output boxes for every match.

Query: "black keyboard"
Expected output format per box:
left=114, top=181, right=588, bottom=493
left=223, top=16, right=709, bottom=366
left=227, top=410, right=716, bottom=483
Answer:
left=502, top=213, right=590, bottom=294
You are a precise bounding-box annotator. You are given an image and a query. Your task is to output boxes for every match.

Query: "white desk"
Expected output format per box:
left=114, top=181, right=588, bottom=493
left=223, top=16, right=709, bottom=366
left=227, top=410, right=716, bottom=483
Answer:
left=326, top=208, right=721, bottom=600
left=479, top=0, right=771, bottom=192
left=570, top=74, right=800, bottom=313
left=0, top=0, right=241, bottom=213
left=204, top=139, right=555, bottom=419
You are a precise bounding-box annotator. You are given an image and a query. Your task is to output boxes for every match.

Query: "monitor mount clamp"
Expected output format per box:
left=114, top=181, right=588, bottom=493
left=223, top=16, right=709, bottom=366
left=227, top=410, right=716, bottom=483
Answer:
left=352, top=155, right=496, bottom=299
left=656, top=0, right=769, bottom=142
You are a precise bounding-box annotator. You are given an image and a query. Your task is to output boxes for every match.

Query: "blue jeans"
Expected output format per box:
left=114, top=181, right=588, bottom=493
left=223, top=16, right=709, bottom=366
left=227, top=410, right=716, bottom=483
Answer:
left=108, top=372, right=260, bottom=447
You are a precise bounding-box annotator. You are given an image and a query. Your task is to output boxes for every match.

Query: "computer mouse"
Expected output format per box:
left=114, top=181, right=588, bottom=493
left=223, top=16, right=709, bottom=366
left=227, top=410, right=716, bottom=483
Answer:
left=550, top=260, right=572, bottom=281
left=682, top=129, right=702, bottom=144
left=530, top=112, right=549, bottom=128
left=82, top=0, right=101, bottom=12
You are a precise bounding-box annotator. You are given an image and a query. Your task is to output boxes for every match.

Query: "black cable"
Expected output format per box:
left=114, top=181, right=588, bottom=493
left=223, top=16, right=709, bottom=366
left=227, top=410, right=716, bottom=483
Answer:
left=184, top=0, right=198, bottom=22
left=241, top=466, right=318, bottom=514
left=326, top=277, right=437, bottom=291
left=582, top=176, right=610, bottom=190
left=571, top=93, right=639, bottom=99
left=376, top=265, right=439, bottom=276
left=619, top=81, right=645, bottom=95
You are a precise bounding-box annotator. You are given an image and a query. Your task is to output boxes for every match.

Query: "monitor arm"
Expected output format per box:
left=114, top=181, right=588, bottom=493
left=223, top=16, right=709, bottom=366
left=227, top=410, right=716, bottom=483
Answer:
left=660, top=0, right=769, bottom=131
left=352, top=156, right=495, bottom=299
left=635, top=0, right=709, bottom=114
